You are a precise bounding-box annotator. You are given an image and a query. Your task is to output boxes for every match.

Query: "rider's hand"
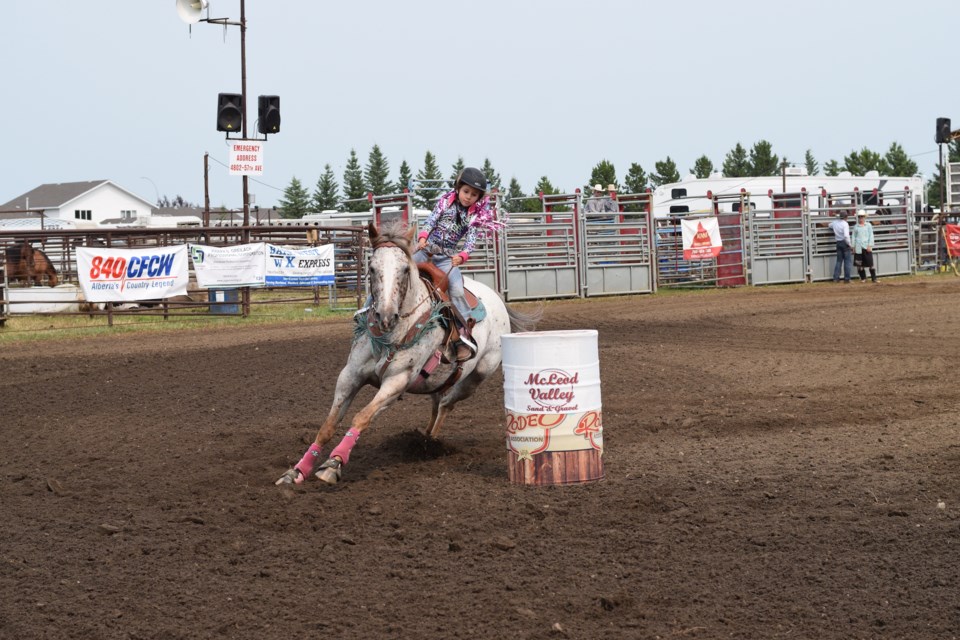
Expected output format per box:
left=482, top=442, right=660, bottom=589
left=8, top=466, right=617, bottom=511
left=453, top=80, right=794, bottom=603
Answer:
left=452, top=256, right=463, bottom=266
left=417, top=237, right=427, bottom=249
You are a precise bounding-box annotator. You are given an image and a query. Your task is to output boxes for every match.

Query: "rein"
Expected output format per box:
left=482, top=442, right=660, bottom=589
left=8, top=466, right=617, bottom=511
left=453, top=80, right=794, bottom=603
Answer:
left=362, top=234, right=463, bottom=392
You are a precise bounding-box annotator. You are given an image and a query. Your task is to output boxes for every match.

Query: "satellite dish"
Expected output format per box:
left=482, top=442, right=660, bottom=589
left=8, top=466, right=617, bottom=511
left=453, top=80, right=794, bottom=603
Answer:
left=176, top=0, right=209, bottom=24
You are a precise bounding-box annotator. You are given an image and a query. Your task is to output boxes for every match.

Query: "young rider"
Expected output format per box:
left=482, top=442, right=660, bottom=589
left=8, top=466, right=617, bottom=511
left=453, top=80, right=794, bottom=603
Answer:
left=415, top=167, right=500, bottom=361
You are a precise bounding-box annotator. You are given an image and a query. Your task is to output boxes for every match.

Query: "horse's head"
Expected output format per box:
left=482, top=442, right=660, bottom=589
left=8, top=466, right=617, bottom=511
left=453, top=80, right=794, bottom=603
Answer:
left=367, top=221, right=417, bottom=334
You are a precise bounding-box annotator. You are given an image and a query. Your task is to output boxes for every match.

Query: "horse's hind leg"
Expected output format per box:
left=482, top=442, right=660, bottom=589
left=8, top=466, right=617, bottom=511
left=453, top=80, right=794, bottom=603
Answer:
left=422, top=394, right=442, bottom=437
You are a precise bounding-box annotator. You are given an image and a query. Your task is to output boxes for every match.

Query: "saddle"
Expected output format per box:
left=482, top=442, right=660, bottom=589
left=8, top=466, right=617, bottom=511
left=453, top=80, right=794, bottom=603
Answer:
left=416, top=262, right=480, bottom=312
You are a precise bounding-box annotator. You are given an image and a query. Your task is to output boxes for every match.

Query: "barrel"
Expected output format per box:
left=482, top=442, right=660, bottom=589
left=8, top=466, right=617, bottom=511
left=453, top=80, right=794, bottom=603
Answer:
left=501, top=330, right=604, bottom=485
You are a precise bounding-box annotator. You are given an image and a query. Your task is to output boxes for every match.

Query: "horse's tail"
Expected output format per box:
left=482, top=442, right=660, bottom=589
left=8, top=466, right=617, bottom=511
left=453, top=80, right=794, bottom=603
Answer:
left=505, top=302, right=543, bottom=333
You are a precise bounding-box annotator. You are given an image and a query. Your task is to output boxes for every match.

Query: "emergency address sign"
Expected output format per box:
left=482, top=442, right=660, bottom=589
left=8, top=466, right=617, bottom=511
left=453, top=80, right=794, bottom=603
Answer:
left=229, top=140, right=264, bottom=175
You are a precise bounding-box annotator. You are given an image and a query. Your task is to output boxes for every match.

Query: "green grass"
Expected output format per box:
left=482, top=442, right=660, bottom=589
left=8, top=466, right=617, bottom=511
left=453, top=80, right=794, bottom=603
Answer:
left=0, top=291, right=357, bottom=345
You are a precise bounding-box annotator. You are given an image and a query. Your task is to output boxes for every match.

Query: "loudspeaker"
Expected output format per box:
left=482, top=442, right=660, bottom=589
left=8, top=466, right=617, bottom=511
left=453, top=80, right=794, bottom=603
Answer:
left=936, top=117, right=952, bottom=144
left=217, top=93, right=242, bottom=132
left=176, top=0, right=209, bottom=24
left=258, top=95, right=281, bottom=134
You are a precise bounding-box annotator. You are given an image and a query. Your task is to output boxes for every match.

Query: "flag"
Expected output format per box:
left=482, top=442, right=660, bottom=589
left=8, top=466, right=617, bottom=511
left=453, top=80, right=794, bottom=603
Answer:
left=681, top=217, right=723, bottom=260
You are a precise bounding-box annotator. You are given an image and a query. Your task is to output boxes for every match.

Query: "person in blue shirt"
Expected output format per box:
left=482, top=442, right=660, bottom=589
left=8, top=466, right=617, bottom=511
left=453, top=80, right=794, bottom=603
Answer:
left=827, top=210, right=853, bottom=283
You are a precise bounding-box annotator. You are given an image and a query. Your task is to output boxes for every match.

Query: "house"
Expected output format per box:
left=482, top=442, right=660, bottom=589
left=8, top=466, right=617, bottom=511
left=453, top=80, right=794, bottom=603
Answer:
left=0, top=180, right=156, bottom=227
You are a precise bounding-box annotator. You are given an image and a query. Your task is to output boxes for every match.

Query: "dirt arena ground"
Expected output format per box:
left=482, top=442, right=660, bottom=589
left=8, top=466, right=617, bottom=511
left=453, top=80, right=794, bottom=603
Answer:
left=3, top=276, right=960, bottom=639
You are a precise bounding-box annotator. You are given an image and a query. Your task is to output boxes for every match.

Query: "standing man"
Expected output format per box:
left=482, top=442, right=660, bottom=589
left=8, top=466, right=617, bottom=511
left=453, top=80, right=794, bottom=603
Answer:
left=828, top=210, right=854, bottom=283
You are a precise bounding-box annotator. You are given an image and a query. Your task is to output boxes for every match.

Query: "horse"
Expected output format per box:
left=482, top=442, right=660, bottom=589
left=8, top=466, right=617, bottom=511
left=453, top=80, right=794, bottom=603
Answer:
left=276, top=221, right=540, bottom=487
left=3, top=240, right=59, bottom=287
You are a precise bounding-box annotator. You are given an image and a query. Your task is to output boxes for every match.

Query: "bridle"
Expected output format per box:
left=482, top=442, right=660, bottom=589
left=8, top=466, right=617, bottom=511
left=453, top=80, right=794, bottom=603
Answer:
left=370, top=240, right=429, bottom=323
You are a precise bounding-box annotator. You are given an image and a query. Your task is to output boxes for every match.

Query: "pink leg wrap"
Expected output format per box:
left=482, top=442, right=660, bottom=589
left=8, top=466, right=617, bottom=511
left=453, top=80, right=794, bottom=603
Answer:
left=294, top=443, right=324, bottom=483
left=329, top=429, right=360, bottom=465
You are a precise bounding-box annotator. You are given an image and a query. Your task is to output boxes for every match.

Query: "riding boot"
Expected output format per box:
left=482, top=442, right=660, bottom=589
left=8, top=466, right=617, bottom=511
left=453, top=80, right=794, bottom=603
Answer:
left=455, top=320, right=477, bottom=362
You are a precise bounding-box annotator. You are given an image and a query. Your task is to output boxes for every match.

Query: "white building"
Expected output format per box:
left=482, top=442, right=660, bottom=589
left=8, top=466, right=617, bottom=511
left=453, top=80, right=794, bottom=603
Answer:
left=0, top=180, right=155, bottom=227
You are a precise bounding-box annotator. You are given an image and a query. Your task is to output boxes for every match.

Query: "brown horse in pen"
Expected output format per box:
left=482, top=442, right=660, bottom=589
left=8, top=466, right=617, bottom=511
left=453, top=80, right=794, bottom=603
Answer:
left=3, top=240, right=59, bottom=286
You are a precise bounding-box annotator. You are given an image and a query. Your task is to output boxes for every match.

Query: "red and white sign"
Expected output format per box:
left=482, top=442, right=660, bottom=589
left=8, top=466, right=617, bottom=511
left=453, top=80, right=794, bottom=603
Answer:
left=946, top=224, right=960, bottom=257
left=681, top=217, right=723, bottom=260
left=229, top=140, right=264, bottom=176
left=77, top=246, right=190, bottom=303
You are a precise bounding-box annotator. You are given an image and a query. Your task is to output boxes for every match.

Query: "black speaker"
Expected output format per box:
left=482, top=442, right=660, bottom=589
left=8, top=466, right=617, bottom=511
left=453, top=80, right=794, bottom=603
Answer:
left=216, top=93, right=242, bottom=132
left=936, top=117, right=951, bottom=144
left=257, top=95, right=281, bottom=134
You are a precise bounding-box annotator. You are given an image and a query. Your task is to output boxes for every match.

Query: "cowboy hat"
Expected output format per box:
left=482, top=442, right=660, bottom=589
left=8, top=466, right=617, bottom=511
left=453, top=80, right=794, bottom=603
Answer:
left=607, top=184, right=617, bottom=191
left=592, top=184, right=603, bottom=192
left=856, top=209, right=868, bottom=217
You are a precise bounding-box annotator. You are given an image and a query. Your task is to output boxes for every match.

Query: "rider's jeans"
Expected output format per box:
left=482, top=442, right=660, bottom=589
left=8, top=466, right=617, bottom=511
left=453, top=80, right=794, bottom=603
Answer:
left=413, top=250, right=471, bottom=321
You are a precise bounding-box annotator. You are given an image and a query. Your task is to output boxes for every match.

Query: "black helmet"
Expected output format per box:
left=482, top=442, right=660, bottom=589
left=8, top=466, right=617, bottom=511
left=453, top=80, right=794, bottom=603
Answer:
left=455, top=167, right=487, bottom=193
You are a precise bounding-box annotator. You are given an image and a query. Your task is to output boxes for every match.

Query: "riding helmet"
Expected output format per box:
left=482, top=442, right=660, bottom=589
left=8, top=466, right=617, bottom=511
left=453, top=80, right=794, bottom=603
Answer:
left=455, top=167, right=488, bottom=193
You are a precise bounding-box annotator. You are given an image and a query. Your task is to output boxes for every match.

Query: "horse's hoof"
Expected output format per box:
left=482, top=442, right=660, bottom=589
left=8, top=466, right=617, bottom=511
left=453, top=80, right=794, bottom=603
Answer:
left=274, top=469, right=301, bottom=486
left=315, top=458, right=342, bottom=485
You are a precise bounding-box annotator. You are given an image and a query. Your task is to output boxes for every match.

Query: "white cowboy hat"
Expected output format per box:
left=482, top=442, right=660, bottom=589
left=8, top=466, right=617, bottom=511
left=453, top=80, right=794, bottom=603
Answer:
left=607, top=184, right=617, bottom=191
left=856, top=209, right=868, bottom=217
left=592, top=184, right=603, bottom=192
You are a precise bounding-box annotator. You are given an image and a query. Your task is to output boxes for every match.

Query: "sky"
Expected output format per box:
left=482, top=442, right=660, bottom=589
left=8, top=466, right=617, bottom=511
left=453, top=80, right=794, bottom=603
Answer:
left=1, top=0, right=956, bottom=210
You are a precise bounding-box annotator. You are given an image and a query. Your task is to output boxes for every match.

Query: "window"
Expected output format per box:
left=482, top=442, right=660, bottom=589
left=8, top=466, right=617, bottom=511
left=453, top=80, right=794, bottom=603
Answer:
left=671, top=188, right=687, bottom=199
left=120, top=210, right=136, bottom=220
left=669, top=205, right=689, bottom=213
left=74, top=209, right=91, bottom=221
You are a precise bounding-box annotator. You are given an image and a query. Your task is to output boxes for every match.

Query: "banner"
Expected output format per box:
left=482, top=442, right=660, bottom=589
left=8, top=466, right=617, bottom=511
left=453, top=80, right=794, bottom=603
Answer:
left=945, top=224, right=960, bottom=257
left=681, top=217, right=723, bottom=260
left=77, top=245, right=190, bottom=303
left=189, top=243, right=266, bottom=288
left=265, top=243, right=335, bottom=286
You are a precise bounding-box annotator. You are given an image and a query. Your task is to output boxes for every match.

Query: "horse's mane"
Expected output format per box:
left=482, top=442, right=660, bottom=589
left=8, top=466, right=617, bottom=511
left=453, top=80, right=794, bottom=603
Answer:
left=373, top=220, right=415, bottom=257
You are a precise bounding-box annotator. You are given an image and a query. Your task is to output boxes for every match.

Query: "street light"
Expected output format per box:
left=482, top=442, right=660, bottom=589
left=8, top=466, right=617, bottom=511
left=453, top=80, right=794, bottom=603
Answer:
left=140, top=176, right=160, bottom=208
left=176, top=0, right=252, bottom=229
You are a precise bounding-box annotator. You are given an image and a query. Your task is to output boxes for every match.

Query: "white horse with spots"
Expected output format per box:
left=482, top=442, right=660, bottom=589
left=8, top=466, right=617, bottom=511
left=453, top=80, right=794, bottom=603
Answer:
left=276, top=221, right=539, bottom=486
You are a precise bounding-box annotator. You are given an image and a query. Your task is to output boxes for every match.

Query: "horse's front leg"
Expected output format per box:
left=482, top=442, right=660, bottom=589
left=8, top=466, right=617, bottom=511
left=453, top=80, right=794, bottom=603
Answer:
left=275, top=351, right=371, bottom=486
left=314, top=374, right=410, bottom=485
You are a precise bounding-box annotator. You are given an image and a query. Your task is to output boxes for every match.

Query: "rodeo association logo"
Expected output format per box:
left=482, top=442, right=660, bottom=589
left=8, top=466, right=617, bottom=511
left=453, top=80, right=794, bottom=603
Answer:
left=524, top=368, right=579, bottom=412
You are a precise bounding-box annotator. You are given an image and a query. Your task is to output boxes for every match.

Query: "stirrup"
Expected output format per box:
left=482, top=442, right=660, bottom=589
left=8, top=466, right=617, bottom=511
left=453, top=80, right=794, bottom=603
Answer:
left=456, top=335, right=477, bottom=361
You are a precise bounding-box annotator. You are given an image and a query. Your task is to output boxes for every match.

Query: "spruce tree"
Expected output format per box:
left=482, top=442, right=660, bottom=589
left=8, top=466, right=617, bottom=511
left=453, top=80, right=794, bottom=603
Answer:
left=504, top=177, right=526, bottom=213
left=481, top=158, right=502, bottom=192
left=691, top=156, right=714, bottom=179
left=587, top=160, right=618, bottom=191
left=365, top=144, right=394, bottom=195
left=396, top=160, right=413, bottom=194
left=414, top=151, right=444, bottom=209
left=342, top=149, right=368, bottom=212
left=749, top=140, right=779, bottom=176
left=884, top=142, right=918, bottom=176
left=926, top=140, right=960, bottom=208
left=823, top=159, right=841, bottom=177
left=278, top=176, right=311, bottom=219
left=623, top=163, right=648, bottom=193
left=722, top=143, right=751, bottom=178
left=449, top=156, right=465, bottom=188
left=843, top=147, right=884, bottom=175
left=650, top=157, right=680, bottom=187
left=535, top=176, right=564, bottom=211
left=312, top=164, right=340, bottom=212
left=622, top=163, right=649, bottom=212
left=804, top=149, right=819, bottom=176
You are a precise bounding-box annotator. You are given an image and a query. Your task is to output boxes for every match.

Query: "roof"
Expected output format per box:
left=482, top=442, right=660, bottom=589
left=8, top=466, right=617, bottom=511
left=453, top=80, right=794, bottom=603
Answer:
left=0, top=180, right=108, bottom=211
left=0, top=180, right=155, bottom=212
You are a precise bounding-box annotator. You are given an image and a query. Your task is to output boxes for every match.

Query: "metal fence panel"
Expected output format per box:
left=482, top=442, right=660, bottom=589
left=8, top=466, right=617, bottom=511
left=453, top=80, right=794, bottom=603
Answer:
left=580, top=210, right=654, bottom=296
